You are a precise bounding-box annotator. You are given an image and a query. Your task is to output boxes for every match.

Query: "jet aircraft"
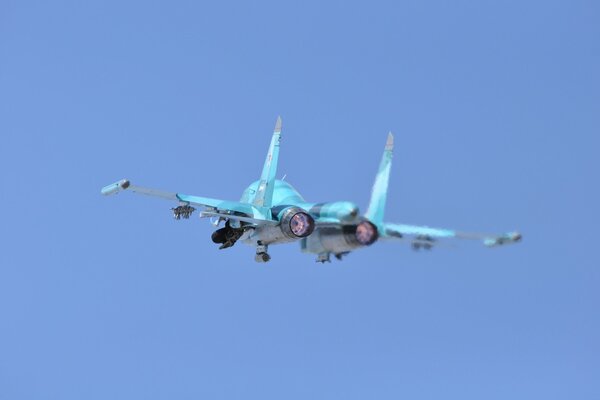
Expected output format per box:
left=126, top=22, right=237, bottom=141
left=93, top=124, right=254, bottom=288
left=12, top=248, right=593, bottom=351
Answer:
left=102, top=117, right=521, bottom=262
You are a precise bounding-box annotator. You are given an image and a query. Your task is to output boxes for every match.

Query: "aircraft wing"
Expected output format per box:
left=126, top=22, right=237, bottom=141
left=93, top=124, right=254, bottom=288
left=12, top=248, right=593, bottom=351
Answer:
left=382, top=222, right=522, bottom=248
left=101, top=179, right=274, bottom=225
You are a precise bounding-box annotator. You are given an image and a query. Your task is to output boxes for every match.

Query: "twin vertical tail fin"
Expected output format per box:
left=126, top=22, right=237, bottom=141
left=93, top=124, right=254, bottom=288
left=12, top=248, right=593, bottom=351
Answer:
left=252, top=120, right=391, bottom=222
left=253, top=116, right=282, bottom=208
left=365, top=132, right=394, bottom=226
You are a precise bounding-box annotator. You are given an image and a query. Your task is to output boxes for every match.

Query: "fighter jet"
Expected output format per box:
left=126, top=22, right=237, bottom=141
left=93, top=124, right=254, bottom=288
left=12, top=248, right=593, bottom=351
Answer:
left=101, top=117, right=521, bottom=263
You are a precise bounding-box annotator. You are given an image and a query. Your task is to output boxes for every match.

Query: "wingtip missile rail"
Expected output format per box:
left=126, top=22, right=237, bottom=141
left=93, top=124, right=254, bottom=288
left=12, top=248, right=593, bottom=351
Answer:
left=101, top=179, right=130, bottom=196
left=484, top=232, right=522, bottom=247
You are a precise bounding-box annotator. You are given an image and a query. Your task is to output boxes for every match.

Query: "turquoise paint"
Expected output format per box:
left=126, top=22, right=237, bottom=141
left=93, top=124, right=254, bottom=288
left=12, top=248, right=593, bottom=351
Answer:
left=101, top=182, right=121, bottom=196
left=366, top=132, right=394, bottom=226
left=253, top=116, right=282, bottom=209
left=385, top=223, right=456, bottom=238
left=240, top=179, right=359, bottom=223
left=102, top=124, right=520, bottom=258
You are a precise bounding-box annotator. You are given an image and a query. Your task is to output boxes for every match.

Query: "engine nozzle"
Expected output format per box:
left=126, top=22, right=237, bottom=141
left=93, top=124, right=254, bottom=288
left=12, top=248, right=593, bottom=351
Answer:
left=278, top=207, right=315, bottom=239
left=355, top=220, right=378, bottom=246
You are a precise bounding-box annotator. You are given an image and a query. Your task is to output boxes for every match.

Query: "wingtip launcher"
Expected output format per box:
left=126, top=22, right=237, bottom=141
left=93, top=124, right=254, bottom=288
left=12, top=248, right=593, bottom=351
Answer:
left=484, top=231, right=523, bottom=247
left=101, top=179, right=130, bottom=196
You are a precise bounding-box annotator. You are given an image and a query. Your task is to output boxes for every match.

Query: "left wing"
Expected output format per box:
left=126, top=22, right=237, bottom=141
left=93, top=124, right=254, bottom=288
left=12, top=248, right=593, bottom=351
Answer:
left=382, top=222, right=522, bottom=248
left=101, top=179, right=275, bottom=225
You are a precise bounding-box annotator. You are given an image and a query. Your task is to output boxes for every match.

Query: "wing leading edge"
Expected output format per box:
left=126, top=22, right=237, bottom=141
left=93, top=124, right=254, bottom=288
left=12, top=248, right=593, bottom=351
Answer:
left=101, top=179, right=274, bottom=225
left=382, top=222, right=522, bottom=247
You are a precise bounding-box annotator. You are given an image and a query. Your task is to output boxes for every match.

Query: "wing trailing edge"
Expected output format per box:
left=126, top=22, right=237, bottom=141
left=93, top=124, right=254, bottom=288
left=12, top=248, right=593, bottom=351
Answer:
left=382, top=222, right=522, bottom=247
left=100, top=178, right=274, bottom=224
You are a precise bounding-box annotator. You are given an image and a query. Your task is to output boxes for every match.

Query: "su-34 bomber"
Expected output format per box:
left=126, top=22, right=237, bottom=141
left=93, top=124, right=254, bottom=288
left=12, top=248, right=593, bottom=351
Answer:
left=102, top=117, right=521, bottom=263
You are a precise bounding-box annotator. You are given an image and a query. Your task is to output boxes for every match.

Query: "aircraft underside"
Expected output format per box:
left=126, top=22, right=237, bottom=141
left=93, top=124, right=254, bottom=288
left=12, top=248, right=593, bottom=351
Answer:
left=205, top=212, right=380, bottom=263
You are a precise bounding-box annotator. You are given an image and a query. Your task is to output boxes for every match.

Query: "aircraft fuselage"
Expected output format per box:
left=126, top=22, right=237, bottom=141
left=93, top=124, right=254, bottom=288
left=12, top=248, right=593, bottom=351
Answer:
left=236, top=180, right=378, bottom=261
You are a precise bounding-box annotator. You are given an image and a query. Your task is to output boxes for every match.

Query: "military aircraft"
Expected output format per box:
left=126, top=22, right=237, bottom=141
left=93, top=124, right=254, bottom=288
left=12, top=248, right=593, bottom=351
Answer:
left=102, top=117, right=521, bottom=262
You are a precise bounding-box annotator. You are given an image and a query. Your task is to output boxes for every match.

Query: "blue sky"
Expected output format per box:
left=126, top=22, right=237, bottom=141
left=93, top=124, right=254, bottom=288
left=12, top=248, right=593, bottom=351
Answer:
left=1, top=0, right=598, bottom=398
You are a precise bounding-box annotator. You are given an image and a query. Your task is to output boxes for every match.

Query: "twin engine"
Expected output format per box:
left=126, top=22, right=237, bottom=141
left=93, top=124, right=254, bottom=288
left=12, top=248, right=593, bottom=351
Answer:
left=347, top=220, right=379, bottom=246
left=212, top=206, right=380, bottom=254
left=328, top=220, right=378, bottom=247
left=302, top=219, right=379, bottom=255
left=276, top=208, right=380, bottom=254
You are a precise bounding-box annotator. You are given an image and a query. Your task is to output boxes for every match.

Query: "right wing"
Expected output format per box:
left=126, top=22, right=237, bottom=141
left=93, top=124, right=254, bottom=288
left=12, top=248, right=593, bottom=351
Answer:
left=382, top=222, right=522, bottom=248
left=101, top=179, right=275, bottom=225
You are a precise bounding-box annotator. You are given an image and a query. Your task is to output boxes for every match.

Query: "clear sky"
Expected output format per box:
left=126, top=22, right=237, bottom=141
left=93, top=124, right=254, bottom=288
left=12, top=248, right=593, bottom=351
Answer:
left=1, top=0, right=598, bottom=398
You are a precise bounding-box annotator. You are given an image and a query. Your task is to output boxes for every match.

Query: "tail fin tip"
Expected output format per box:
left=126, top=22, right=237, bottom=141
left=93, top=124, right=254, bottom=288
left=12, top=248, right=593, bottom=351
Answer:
left=385, top=132, right=394, bottom=150
left=274, top=116, right=282, bottom=133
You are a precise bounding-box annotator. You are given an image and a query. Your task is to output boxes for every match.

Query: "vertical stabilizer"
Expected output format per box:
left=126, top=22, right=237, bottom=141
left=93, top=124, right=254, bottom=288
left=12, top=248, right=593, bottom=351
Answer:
left=253, top=116, right=282, bottom=208
left=365, top=132, right=394, bottom=225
